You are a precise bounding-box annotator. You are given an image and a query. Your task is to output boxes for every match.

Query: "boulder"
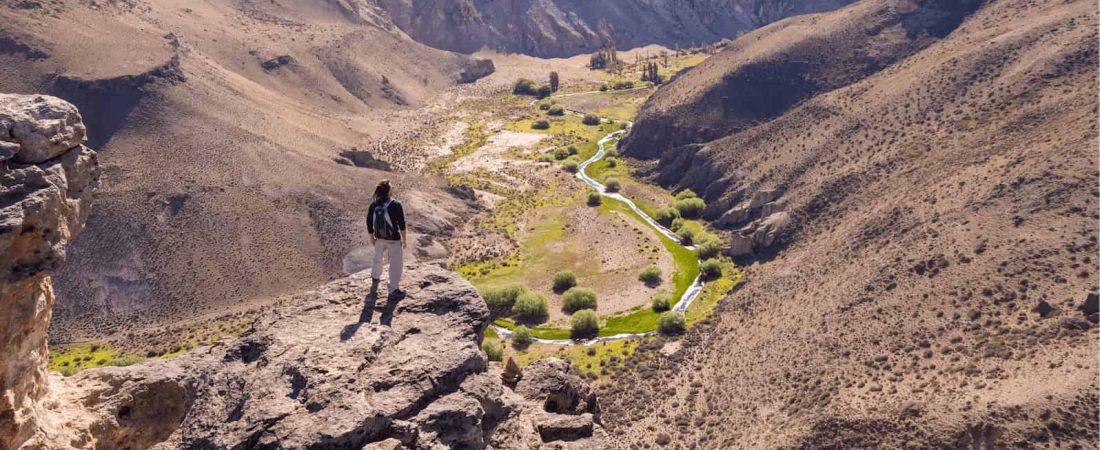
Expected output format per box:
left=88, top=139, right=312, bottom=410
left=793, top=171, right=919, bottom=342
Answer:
left=1078, top=292, right=1098, bottom=316
left=515, top=358, right=598, bottom=416
left=0, top=94, right=87, bottom=163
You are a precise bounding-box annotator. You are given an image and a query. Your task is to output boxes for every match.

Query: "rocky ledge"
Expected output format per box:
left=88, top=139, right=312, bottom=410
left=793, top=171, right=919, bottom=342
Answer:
left=0, top=94, right=608, bottom=450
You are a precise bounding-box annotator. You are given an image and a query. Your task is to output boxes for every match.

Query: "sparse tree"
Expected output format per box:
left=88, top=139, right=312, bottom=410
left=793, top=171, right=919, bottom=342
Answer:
left=549, top=71, right=560, bottom=92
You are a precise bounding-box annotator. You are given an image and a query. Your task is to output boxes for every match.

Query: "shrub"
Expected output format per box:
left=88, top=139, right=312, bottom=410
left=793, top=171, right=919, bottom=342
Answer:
left=562, top=158, right=579, bottom=173
left=675, top=189, right=698, bottom=200
left=677, top=227, right=695, bottom=246
left=599, top=83, right=609, bottom=92
left=547, top=105, right=565, bottom=116
left=582, top=114, right=601, bottom=125
left=651, top=292, right=671, bottom=312
left=639, top=265, right=662, bottom=284
left=537, top=154, right=554, bottom=163
left=697, top=240, right=722, bottom=260
left=539, top=103, right=550, bottom=111
left=571, top=309, right=599, bottom=339
left=567, top=145, right=579, bottom=155
left=613, top=80, right=635, bottom=90
left=553, top=147, right=571, bottom=160
left=670, top=218, right=685, bottom=232
left=552, top=270, right=577, bottom=292
left=654, top=207, right=680, bottom=226
left=482, top=340, right=504, bottom=361
left=587, top=190, right=602, bottom=206
left=675, top=197, right=706, bottom=218
left=512, top=325, right=534, bottom=348
left=481, top=284, right=528, bottom=316
left=605, top=148, right=619, bottom=157
left=512, top=292, right=549, bottom=323
left=532, top=119, right=551, bottom=130
left=537, top=85, right=553, bottom=99
left=604, top=178, right=622, bottom=193
left=658, top=311, right=686, bottom=335
left=513, top=78, right=539, bottom=96
left=607, top=158, right=617, bottom=168
left=562, top=287, right=598, bottom=313
left=700, top=258, right=723, bottom=280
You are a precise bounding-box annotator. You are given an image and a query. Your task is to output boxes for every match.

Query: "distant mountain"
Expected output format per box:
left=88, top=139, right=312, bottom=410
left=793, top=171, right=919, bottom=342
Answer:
left=375, top=0, right=853, bottom=56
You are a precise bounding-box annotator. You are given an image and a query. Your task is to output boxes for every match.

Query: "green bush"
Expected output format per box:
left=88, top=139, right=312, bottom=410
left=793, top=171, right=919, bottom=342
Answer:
left=677, top=227, right=694, bottom=245
left=553, top=147, right=571, bottom=160
left=562, top=157, right=579, bottom=173
left=539, top=103, right=550, bottom=111
left=571, top=309, right=599, bottom=339
left=651, top=292, right=671, bottom=312
left=639, top=265, right=662, bottom=284
left=654, top=207, right=680, bottom=226
left=587, top=190, right=602, bottom=206
left=537, top=154, right=554, bottom=163
left=482, top=340, right=504, bottom=361
left=567, top=145, right=579, bottom=155
left=613, top=80, right=635, bottom=90
left=537, top=85, right=553, bottom=99
left=607, top=158, right=617, bottom=168
left=512, top=326, right=534, bottom=348
left=547, top=105, right=565, bottom=116
left=582, top=114, right=601, bottom=125
left=511, top=292, right=549, bottom=323
left=562, top=287, right=598, bottom=313
left=552, top=270, right=577, bottom=292
left=481, top=284, right=528, bottom=316
left=513, top=78, right=539, bottom=96
left=697, top=240, right=722, bottom=260
left=675, top=197, right=706, bottom=218
left=599, top=83, right=609, bottom=92
left=675, top=189, right=698, bottom=200
left=658, top=312, right=686, bottom=335
left=605, top=148, right=619, bottom=158
left=700, top=258, right=723, bottom=280
left=532, top=119, right=551, bottom=130
left=604, top=178, right=622, bottom=193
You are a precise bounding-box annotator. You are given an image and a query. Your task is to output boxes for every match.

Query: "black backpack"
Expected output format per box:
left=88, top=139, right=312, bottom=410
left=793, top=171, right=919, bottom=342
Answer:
left=372, top=200, right=396, bottom=240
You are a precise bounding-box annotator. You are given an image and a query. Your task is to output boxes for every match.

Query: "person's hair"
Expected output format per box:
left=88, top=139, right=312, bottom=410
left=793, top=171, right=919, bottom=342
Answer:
left=373, top=180, right=392, bottom=201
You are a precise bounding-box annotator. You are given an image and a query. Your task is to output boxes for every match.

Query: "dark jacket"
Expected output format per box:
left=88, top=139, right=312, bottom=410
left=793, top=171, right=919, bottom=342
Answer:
left=367, top=199, right=406, bottom=241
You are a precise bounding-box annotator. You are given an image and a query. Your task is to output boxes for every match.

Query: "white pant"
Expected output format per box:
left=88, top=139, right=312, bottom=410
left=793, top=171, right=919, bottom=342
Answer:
left=371, top=239, right=403, bottom=292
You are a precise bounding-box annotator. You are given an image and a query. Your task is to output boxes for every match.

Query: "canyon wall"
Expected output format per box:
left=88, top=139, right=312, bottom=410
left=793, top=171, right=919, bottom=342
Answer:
left=375, top=0, right=853, bottom=57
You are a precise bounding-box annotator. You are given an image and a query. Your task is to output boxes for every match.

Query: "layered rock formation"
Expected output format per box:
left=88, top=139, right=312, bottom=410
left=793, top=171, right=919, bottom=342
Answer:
left=1, top=94, right=99, bottom=449
left=375, top=0, right=853, bottom=57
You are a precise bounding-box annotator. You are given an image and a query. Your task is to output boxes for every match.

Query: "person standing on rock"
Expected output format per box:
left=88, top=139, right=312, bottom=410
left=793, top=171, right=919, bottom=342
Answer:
left=367, top=180, right=407, bottom=300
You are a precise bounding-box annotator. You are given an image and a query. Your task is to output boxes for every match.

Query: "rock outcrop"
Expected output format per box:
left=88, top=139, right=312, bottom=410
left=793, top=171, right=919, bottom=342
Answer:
left=0, top=95, right=607, bottom=449
left=1, top=94, right=99, bottom=449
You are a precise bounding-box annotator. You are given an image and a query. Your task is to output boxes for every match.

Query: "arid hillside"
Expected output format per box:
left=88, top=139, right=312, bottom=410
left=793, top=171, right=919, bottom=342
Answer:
left=0, top=0, right=490, bottom=342
left=376, top=0, right=852, bottom=57
left=607, top=0, right=1099, bottom=447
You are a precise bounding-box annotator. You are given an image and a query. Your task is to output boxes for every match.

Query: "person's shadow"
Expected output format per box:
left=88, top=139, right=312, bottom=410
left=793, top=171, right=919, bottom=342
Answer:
left=340, top=290, right=405, bottom=341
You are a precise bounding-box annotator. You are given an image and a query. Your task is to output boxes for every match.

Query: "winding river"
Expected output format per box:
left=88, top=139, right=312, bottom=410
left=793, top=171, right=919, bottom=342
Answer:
left=491, top=95, right=708, bottom=345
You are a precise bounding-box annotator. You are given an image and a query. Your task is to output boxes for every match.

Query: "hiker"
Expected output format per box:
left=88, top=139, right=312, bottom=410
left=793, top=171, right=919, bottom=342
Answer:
left=367, top=180, right=407, bottom=299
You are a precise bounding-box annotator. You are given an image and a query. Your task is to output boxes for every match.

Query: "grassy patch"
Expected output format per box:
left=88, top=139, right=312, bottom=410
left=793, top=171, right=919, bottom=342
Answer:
left=48, top=342, right=145, bottom=376
left=503, top=338, right=641, bottom=382
left=685, top=258, right=744, bottom=326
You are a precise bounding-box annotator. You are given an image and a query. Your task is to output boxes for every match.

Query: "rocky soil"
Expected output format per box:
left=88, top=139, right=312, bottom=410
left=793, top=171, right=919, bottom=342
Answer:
left=605, top=0, right=1099, bottom=447
left=376, top=0, right=853, bottom=57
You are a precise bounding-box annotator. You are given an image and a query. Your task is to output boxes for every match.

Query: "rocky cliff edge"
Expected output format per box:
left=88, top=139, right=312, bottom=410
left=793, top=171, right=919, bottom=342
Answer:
left=0, top=94, right=608, bottom=450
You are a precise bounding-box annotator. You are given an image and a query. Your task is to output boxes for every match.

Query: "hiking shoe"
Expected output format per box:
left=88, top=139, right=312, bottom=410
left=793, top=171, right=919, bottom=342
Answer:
left=388, top=289, right=407, bottom=300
